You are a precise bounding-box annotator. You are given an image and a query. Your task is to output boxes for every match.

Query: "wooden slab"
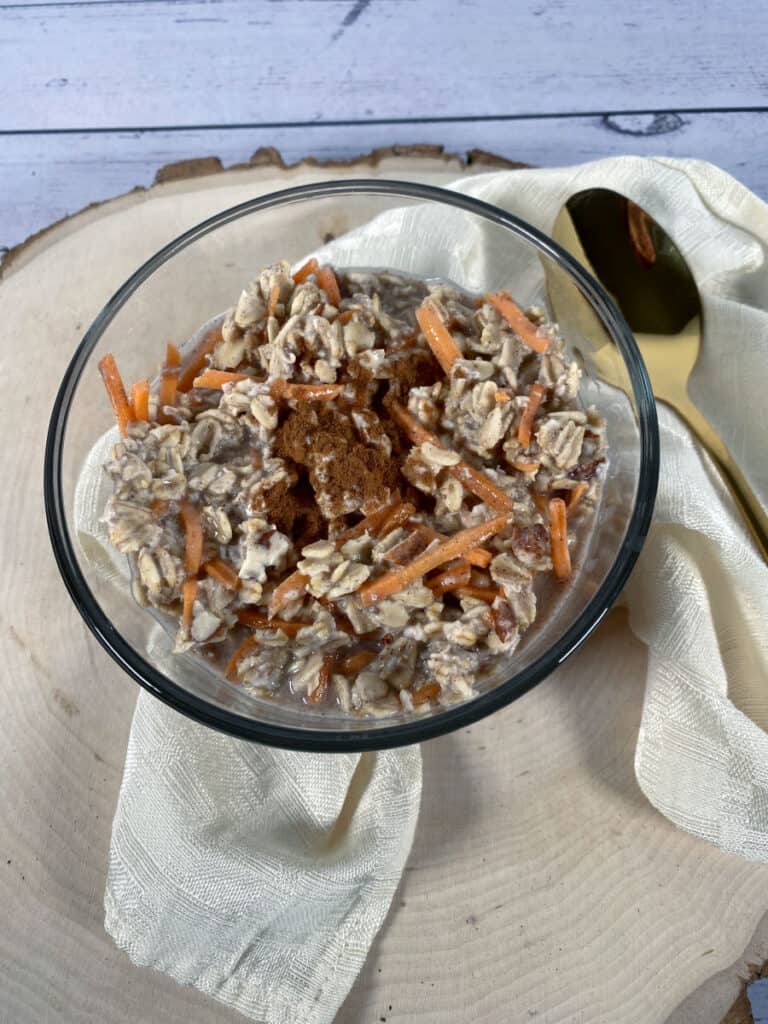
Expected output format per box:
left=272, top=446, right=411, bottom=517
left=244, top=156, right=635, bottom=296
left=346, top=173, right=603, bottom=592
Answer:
left=3, top=153, right=768, bottom=1024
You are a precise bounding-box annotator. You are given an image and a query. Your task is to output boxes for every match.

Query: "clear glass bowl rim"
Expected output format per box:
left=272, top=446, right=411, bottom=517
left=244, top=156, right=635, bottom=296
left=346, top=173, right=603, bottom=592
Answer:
left=44, top=178, right=659, bottom=752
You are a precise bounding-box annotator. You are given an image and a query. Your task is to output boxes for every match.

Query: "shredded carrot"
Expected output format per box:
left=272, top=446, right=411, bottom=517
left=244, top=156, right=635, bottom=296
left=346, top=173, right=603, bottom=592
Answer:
left=495, top=390, right=512, bottom=403
left=178, top=500, right=203, bottom=577
left=389, top=401, right=515, bottom=513
left=225, top=635, right=259, bottom=682
left=293, top=257, right=319, bottom=284
left=627, top=200, right=657, bottom=267
left=549, top=497, right=572, bottom=581
left=377, top=501, right=417, bottom=537
left=335, top=502, right=403, bottom=543
left=568, top=482, right=589, bottom=512
left=415, top=300, right=463, bottom=374
left=384, top=527, right=434, bottom=566
left=427, top=561, right=472, bottom=595
left=181, top=578, right=198, bottom=633
left=517, top=382, right=546, bottom=448
left=98, top=353, right=134, bottom=436
left=337, top=309, right=355, bottom=324
left=308, top=654, right=335, bottom=703
left=177, top=326, right=223, bottom=392
left=486, top=292, right=549, bottom=354
left=358, top=513, right=512, bottom=606
left=512, top=460, right=540, bottom=474
left=419, top=524, right=492, bottom=568
left=411, top=682, right=441, bottom=706
left=533, top=492, right=549, bottom=517
left=236, top=608, right=308, bottom=637
left=469, top=566, right=493, bottom=588
left=268, top=570, right=310, bottom=618
left=271, top=380, right=343, bottom=402
left=192, top=369, right=250, bottom=389
left=130, top=378, right=150, bottom=422
left=337, top=649, right=377, bottom=676
left=455, top=585, right=502, bottom=604
left=267, top=282, right=281, bottom=317
left=465, top=547, right=493, bottom=569
left=316, top=266, right=341, bottom=306
left=150, top=499, right=169, bottom=517
left=158, top=344, right=181, bottom=421
left=165, top=342, right=181, bottom=368
left=203, top=558, right=239, bottom=591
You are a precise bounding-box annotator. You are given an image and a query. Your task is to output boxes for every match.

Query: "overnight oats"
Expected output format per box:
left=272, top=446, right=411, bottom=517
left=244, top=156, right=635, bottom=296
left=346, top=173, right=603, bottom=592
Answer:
left=97, top=258, right=607, bottom=716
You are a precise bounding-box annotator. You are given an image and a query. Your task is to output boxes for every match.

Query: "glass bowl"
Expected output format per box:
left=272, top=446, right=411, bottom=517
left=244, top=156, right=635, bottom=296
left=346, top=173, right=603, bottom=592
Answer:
left=44, top=180, right=659, bottom=751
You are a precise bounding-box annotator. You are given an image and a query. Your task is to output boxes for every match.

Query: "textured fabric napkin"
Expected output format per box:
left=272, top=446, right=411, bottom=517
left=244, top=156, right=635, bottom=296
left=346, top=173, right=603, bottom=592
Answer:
left=76, top=156, right=768, bottom=1023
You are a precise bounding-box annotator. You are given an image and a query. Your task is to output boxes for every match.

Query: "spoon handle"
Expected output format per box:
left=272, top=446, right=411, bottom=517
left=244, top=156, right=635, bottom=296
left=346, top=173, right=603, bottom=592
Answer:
left=666, top=391, right=768, bottom=563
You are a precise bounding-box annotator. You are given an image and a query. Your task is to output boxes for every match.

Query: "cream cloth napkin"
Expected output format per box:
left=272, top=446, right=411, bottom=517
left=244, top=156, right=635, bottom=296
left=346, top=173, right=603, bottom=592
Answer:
left=451, top=158, right=768, bottom=859
left=78, top=157, right=768, bottom=1024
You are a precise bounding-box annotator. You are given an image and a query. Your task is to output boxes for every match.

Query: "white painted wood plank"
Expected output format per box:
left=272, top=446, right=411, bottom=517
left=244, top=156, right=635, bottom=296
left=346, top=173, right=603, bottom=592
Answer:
left=2, top=111, right=766, bottom=254
left=1, top=0, right=767, bottom=130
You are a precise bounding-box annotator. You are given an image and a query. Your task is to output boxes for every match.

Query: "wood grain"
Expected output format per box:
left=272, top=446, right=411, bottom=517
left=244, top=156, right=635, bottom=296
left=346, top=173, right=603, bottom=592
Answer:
left=2, top=109, right=767, bottom=254
left=1, top=0, right=767, bottom=130
left=3, top=159, right=768, bottom=1024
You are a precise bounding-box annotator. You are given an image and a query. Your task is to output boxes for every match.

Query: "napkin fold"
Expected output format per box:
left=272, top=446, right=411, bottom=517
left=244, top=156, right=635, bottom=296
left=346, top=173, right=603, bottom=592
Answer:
left=77, top=156, right=768, bottom=1023
left=105, top=694, right=421, bottom=1024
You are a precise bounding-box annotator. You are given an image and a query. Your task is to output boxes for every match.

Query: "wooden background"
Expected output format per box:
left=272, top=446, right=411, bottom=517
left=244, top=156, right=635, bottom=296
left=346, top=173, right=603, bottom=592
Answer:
left=1, top=0, right=767, bottom=258
left=2, top=3, right=768, bottom=1023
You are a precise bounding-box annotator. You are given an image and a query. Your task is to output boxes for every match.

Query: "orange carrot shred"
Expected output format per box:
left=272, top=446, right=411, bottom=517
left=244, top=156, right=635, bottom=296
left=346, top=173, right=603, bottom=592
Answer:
left=627, top=200, right=657, bottom=267
left=98, top=353, right=134, bottom=436
left=418, top=523, right=492, bottom=568
left=317, top=266, right=341, bottom=307
left=383, top=527, right=434, bottom=566
left=568, top=482, right=589, bottom=512
left=337, top=649, right=377, bottom=676
left=308, top=654, right=335, bottom=703
left=203, top=558, right=239, bottom=591
left=151, top=499, right=169, bottom=517
left=177, top=326, right=222, bottom=392
left=549, top=497, right=572, bottom=581
left=267, top=282, right=281, bottom=317
left=271, top=380, right=343, bottom=402
left=237, top=608, right=309, bottom=637
left=192, top=369, right=250, bottom=389
left=157, top=344, right=181, bottom=422
left=495, top=390, right=512, bottom=403
left=517, top=382, right=546, bottom=448
left=181, top=578, right=198, bottom=633
left=165, top=342, right=181, bottom=368
left=178, top=500, right=203, bottom=577
left=335, top=502, right=403, bottom=543
left=427, top=561, right=472, bottom=595
left=415, top=300, right=463, bottom=374
left=486, top=292, right=549, bottom=354
left=268, top=571, right=310, bottom=618
left=377, top=501, right=417, bottom=537
left=130, top=378, right=150, bottom=422
left=389, top=401, right=515, bottom=513
left=293, top=257, right=319, bottom=284
left=337, top=309, right=355, bottom=324
left=533, top=492, right=549, bottom=517
left=225, top=635, right=259, bottom=682
left=411, top=682, right=441, bottom=706
left=357, top=513, right=512, bottom=606
left=454, top=585, right=503, bottom=604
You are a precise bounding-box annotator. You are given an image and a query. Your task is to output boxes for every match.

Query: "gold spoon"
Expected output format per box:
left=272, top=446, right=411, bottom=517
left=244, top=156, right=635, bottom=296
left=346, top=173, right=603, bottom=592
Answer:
left=550, top=189, right=768, bottom=562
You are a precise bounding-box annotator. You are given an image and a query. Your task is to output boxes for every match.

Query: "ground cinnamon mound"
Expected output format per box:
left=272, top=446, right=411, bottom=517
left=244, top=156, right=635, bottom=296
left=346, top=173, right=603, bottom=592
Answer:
left=276, top=403, right=400, bottom=520
left=387, top=346, right=442, bottom=395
